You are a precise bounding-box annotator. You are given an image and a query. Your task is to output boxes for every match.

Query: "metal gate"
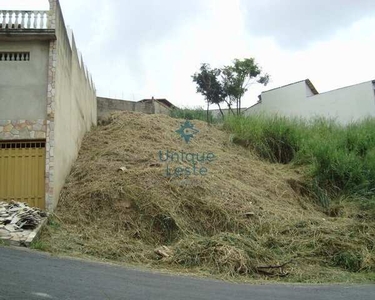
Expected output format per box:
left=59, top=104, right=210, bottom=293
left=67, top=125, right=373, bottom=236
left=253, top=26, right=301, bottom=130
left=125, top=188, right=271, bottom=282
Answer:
left=0, top=140, right=45, bottom=209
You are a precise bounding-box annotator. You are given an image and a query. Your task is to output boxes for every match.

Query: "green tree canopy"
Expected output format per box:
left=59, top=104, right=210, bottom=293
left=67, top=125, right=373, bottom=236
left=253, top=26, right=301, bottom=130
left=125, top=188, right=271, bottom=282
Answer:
left=222, top=58, right=269, bottom=115
left=192, top=58, right=270, bottom=118
left=192, top=63, right=226, bottom=121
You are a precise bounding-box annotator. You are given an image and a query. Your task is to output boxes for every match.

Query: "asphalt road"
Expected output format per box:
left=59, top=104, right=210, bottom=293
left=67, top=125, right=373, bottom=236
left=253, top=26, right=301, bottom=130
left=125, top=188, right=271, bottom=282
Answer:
left=0, top=246, right=374, bottom=300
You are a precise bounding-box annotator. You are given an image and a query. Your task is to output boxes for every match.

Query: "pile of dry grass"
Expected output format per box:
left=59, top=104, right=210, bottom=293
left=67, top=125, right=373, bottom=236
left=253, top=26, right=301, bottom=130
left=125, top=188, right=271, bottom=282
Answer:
left=40, top=111, right=375, bottom=280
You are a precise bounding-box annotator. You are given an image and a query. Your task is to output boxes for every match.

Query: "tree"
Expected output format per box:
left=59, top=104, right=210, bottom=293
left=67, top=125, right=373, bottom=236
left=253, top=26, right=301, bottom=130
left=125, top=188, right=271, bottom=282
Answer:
left=192, top=64, right=226, bottom=122
left=222, top=58, right=269, bottom=115
left=192, top=58, right=270, bottom=120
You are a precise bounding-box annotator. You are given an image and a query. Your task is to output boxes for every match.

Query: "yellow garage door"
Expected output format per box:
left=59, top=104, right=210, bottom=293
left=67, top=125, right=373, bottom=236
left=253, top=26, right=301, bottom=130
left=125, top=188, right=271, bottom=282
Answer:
left=0, top=140, right=45, bottom=209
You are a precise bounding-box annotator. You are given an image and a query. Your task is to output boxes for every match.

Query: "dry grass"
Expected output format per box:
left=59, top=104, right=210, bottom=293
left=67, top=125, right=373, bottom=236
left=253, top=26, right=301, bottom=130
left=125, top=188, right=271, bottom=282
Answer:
left=39, top=111, right=375, bottom=282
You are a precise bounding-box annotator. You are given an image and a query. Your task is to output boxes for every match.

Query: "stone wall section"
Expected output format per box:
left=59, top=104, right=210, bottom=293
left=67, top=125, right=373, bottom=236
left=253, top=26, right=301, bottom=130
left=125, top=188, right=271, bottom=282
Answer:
left=0, top=120, right=46, bottom=140
left=45, top=0, right=57, bottom=211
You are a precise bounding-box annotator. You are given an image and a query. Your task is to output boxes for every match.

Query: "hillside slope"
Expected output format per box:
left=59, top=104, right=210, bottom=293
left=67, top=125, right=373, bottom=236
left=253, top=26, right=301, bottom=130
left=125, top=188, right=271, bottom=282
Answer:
left=40, top=112, right=375, bottom=281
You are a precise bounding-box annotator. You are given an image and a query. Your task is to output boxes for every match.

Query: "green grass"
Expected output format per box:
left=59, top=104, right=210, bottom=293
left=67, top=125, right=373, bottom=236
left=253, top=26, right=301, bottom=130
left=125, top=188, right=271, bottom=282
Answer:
left=170, top=107, right=214, bottom=123
left=224, top=115, right=375, bottom=201
left=0, top=239, right=6, bottom=246
left=30, top=240, right=49, bottom=251
left=225, top=114, right=303, bottom=164
left=47, top=215, right=61, bottom=230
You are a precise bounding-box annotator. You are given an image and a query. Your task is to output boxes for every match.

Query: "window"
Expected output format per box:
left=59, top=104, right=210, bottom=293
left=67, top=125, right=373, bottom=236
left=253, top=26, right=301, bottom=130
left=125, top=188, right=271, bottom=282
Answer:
left=0, top=52, right=30, bottom=61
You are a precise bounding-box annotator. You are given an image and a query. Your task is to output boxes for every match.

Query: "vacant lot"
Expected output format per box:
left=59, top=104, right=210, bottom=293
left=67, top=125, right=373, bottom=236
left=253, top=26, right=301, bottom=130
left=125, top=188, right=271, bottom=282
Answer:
left=38, top=112, right=375, bottom=283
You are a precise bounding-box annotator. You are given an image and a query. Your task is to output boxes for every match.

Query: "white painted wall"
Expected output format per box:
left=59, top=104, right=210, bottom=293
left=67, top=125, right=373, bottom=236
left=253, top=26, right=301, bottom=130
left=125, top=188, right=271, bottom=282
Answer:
left=245, top=80, right=375, bottom=124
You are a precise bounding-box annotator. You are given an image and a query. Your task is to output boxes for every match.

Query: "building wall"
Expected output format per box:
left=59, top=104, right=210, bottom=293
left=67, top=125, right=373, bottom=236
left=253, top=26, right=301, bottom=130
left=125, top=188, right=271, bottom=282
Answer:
left=0, top=1, right=96, bottom=210
left=252, top=81, right=307, bottom=114
left=45, top=0, right=97, bottom=210
left=0, top=41, right=49, bottom=140
left=301, top=82, right=375, bottom=122
left=0, top=41, right=49, bottom=120
left=210, top=108, right=235, bottom=119
left=97, top=97, right=171, bottom=118
left=97, top=97, right=154, bottom=119
left=153, top=101, right=172, bottom=115
left=245, top=80, right=375, bottom=124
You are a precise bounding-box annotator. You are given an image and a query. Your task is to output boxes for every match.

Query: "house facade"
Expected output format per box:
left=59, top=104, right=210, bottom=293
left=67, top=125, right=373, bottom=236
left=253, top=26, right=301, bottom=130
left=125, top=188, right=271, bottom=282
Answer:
left=244, top=79, right=375, bottom=124
left=0, top=0, right=97, bottom=211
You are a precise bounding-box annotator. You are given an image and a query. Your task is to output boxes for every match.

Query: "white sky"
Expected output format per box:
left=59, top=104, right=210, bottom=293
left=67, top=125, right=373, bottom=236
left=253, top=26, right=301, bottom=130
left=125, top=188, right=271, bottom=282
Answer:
left=1, top=0, right=375, bottom=109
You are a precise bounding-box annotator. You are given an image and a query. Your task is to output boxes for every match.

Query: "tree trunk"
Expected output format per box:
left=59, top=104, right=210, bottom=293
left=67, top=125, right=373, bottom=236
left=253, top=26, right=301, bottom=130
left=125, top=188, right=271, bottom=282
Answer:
left=225, top=100, right=236, bottom=116
left=218, top=103, right=224, bottom=118
left=206, top=102, right=210, bottom=124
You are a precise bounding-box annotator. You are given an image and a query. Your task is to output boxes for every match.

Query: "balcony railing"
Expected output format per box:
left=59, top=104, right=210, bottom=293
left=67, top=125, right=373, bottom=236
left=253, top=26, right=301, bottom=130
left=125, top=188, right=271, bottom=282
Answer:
left=0, top=10, right=50, bottom=30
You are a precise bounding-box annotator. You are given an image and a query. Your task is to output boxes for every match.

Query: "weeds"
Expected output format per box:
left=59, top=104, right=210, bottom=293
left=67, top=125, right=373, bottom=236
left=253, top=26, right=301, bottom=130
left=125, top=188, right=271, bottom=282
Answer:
left=30, top=240, right=49, bottom=251
left=224, top=115, right=375, bottom=201
left=332, top=251, right=363, bottom=272
left=224, top=115, right=302, bottom=163
left=0, top=239, right=5, bottom=246
left=170, top=107, right=214, bottom=123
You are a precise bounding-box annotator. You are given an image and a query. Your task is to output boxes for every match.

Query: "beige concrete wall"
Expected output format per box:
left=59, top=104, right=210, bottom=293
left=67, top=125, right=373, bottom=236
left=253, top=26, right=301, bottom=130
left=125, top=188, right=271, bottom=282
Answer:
left=97, top=97, right=171, bottom=118
left=210, top=108, right=235, bottom=119
left=46, top=0, right=97, bottom=210
left=153, top=101, right=172, bottom=115
left=97, top=97, right=153, bottom=118
left=0, top=41, right=49, bottom=120
left=97, top=98, right=135, bottom=115
left=245, top=80, right=375, bottom=124
left=135, top=101, right=154, bottom=114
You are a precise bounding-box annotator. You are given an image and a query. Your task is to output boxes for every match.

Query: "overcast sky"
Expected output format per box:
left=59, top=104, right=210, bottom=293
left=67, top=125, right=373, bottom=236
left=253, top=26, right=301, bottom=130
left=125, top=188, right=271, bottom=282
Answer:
left=1, top=0, right=375, bottom=108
